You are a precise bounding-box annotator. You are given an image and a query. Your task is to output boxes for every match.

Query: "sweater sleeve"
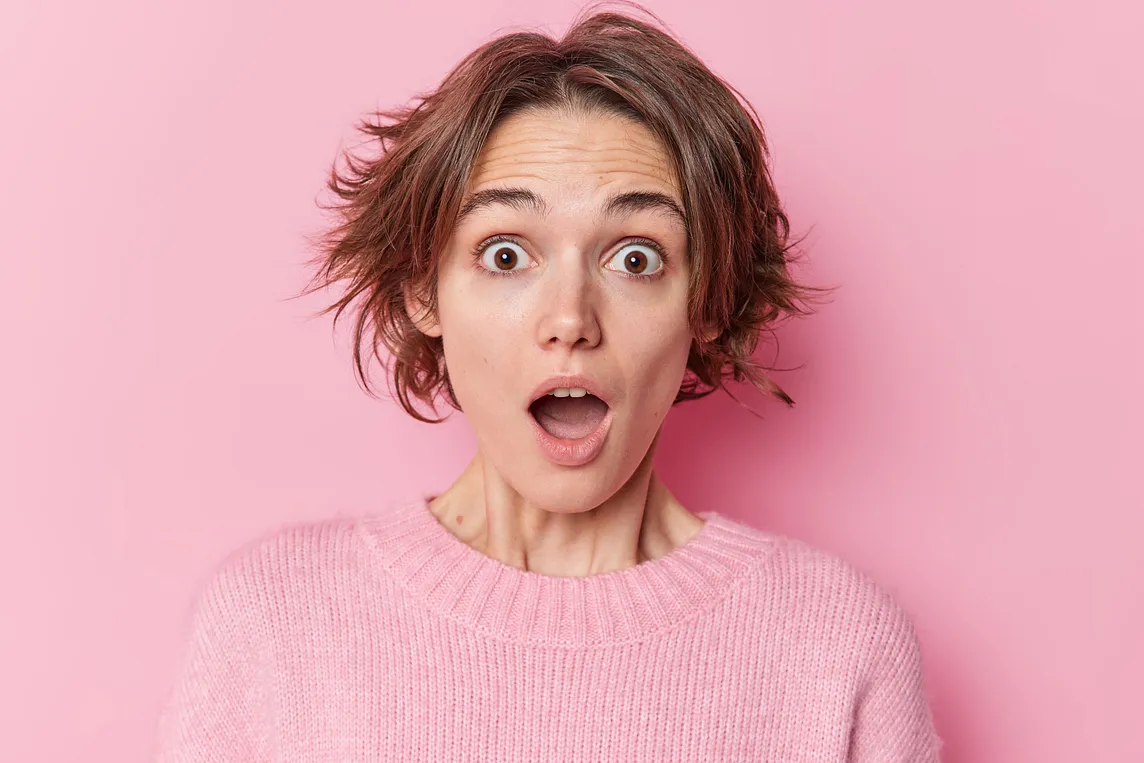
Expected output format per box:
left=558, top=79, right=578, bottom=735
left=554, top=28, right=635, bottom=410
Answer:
left=847, top=597, right=943, bottom=762
left=153, top=556, right=272, bottom=763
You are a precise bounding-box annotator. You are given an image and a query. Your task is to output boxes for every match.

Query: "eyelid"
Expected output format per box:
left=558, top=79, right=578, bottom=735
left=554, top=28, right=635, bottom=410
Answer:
left=473, top=235, right=535, bottom=273
left=605, top=237, right=668, bottom=278
left=473, top=234, right=532, bottom=259
left=476, top=233, right=526, bottom=250
left=619, top=236, right=667, bottom=260
left=472, top=234, right=669, bottom=277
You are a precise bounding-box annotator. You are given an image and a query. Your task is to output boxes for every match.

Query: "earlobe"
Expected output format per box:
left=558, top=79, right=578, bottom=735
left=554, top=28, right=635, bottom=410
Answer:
left=403, top=281, right=443, bottom=338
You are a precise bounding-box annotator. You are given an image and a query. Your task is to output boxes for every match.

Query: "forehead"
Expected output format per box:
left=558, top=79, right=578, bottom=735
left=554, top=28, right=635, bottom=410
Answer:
left=466, top=108, right=680, bottom=199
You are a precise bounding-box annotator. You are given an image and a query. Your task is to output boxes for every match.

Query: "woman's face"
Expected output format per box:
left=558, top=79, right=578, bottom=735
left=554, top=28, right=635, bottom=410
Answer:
left=410, top=107, right=695, bottom=511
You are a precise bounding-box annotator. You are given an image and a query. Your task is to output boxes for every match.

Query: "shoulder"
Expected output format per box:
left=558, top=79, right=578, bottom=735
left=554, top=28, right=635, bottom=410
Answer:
left=720, top=514, right=903, bottom=608
left=207, top=513, right=362, bottom=582
left=721, top=515, right=924, bottom=669
left=158, top=516, right=368, bottom=759
left=183, top=513, right=367, bottom=632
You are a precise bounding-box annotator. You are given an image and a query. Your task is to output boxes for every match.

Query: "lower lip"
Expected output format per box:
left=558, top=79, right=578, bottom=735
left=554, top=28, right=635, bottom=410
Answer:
left=528, top=405, right=615, bottom=467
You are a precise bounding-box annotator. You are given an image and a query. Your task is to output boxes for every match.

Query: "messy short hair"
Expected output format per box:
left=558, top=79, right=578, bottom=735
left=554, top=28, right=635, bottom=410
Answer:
left=302, top=3, right=831, bottom=423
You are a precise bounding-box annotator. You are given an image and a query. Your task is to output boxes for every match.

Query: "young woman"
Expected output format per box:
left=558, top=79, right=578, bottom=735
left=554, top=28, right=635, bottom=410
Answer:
left=155, top=8, right=942, bottom=762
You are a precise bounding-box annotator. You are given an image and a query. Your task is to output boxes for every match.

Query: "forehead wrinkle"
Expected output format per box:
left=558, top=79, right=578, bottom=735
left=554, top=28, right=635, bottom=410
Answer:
left=475, top=146, right=673, bottom=182
left=473, top=128, right=675, bottom=186
left=464, top=115, right=683, bottom=226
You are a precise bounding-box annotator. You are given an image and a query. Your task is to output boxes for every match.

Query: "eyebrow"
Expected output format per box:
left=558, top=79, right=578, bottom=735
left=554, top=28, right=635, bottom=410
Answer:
left=454, top=186, right=688, bottom=230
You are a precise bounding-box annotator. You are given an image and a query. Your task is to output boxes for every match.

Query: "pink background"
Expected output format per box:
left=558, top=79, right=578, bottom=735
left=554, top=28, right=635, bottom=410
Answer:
left=2, top=0, right=1141, bottom=760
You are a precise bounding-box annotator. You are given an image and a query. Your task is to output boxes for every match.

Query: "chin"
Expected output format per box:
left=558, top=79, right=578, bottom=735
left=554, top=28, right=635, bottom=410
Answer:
left=473, top=407, right=659, bottom=511
left=511, top=479, right=616, bottom=514
left=516, top=451, right=647, bottom=513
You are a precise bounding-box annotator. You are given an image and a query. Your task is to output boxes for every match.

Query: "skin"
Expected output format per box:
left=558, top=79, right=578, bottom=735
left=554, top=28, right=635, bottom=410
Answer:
left=404, top=106, right=712, bottom=577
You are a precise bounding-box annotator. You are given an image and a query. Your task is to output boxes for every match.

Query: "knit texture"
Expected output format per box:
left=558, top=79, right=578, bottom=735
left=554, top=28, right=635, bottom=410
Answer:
left=154, top=497, right=942, bottom=761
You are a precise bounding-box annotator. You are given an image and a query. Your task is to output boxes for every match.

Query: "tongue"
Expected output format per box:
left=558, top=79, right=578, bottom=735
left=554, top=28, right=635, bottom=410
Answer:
left=530, top=394, right=608, bottom=440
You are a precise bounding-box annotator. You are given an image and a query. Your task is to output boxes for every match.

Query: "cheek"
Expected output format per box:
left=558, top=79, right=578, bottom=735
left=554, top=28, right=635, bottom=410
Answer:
left=436, top=282, right=525, bottom=412
left=616, top=313, right=693, bottom=409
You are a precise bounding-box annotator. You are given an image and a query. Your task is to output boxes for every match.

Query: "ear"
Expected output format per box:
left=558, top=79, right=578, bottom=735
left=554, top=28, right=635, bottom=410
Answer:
left=403, top=281, right=442, bottom=338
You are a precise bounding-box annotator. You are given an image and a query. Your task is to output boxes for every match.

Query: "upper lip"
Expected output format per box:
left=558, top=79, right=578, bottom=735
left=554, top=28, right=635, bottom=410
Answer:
left=527, top=374, right=612, bottom=409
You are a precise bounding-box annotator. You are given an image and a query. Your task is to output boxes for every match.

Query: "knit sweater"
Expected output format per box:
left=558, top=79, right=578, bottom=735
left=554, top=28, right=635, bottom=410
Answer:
left=153, top=496, right=942, bottom=762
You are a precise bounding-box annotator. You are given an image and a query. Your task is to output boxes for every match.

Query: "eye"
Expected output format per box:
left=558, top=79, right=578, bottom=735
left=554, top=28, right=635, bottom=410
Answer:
left=605, top=241, right=664, bottom=278
left=478, top=239, right=533, bottom=273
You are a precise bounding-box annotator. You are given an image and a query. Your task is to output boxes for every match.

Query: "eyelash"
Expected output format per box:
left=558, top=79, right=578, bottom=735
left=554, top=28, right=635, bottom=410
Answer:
left=470, top=235, right=669, bottom=281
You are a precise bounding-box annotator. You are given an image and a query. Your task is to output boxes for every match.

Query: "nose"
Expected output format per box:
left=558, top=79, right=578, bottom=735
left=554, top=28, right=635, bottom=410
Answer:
left=534, top=253, right=602, bottom=351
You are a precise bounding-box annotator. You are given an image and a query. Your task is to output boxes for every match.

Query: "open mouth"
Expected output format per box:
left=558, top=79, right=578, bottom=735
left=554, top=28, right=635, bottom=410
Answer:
left=526, top=385, right=614, bottom=466
left=528, top=387, right=609, bottom=440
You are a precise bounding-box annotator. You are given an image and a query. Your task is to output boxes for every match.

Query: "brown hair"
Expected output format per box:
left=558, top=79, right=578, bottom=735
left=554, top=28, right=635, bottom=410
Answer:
left=301, top=2, right=832, bottom=423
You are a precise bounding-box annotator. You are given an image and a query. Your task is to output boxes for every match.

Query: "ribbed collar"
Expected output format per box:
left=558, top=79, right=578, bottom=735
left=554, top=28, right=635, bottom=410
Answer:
left=354, top=496, right=774, bottom=648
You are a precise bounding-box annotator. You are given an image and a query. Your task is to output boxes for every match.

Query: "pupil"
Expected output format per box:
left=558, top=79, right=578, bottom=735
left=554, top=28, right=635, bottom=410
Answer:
left=496, top=248, right=515, bottom=269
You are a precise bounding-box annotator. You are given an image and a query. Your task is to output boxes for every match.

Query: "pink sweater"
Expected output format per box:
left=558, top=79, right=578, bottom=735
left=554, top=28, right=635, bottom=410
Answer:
left=154, top=497, right=942, bottom=761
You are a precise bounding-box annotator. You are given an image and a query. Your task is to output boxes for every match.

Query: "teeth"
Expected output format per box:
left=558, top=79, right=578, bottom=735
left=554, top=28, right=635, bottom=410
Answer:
left=548, top=387, right=588, bottom=398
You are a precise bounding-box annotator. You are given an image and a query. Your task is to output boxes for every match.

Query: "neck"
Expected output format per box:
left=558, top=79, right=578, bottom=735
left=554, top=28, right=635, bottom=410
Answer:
left=427, top=445, right=704, bottom=578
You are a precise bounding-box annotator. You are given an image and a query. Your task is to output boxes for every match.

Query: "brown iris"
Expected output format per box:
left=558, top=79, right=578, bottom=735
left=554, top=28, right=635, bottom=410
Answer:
left=493, top=247, right=517, bottom=270
left=624, top=250, right=648, bottom=274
